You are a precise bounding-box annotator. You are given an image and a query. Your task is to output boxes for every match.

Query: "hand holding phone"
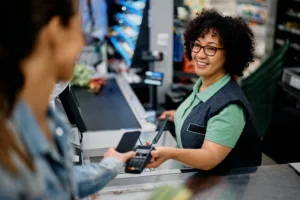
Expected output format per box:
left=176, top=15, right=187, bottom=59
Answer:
left=125, top=116, right=169, bottom=174
left=105, top=131, right=141, bottom=163
left=116, top=131, right=141, bottom=153
left=104, top=148, right=136, bottom=163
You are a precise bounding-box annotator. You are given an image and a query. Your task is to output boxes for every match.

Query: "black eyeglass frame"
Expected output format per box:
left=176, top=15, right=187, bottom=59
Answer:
left=190, top=42, right=225, bottom=56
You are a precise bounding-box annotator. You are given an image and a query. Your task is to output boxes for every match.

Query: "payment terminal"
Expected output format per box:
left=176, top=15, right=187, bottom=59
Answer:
left=125, top=116, right=169, bottom=174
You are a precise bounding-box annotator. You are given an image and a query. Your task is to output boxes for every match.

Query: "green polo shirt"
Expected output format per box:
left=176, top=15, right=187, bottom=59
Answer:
left=174, top=74, right=246, bottom=149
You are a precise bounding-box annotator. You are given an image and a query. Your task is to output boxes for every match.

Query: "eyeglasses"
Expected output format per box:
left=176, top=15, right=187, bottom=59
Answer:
left=190, top=42, right=225, bottom=56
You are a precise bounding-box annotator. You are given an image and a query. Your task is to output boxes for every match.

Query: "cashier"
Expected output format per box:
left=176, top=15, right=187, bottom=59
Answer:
left=147, top=9, right=262, bottom=172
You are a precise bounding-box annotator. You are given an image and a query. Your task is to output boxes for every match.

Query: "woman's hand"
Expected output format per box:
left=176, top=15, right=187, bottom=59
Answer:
left=146, top=146, right=175, bottom=168
left=159, top=110, right=176, bottom=122
left=104, top=148, right=136, bottom=163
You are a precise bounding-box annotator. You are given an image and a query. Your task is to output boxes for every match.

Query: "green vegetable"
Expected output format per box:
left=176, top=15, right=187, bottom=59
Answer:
left=71, top=64, right=95, bottom=87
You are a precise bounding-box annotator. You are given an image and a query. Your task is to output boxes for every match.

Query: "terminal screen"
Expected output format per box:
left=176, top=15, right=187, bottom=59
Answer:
left=136, top=148, right=150, bottom=155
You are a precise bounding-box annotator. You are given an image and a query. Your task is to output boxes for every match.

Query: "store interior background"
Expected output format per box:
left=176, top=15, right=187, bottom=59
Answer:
left=58, top=0, right=300, bottom=169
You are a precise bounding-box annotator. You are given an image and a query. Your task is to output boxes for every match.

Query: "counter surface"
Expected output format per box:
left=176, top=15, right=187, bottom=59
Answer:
left=99, top=164, right=300, bottom=200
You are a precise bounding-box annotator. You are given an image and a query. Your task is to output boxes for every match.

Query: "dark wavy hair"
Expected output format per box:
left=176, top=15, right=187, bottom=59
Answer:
left=0, top=0, right=76, bottom=173
left=184, top=9, right=255, bottom=77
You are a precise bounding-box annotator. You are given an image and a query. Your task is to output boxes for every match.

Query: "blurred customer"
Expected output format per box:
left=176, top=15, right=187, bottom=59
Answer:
left=0, top=0, right=135, bottom=199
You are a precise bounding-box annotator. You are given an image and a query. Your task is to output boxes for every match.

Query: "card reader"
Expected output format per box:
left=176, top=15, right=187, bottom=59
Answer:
left=125, top=116, right=169, bottom=174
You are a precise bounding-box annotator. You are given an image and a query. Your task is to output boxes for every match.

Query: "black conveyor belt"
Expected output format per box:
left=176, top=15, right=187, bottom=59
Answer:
left=72, top=79, right=141, bottom=131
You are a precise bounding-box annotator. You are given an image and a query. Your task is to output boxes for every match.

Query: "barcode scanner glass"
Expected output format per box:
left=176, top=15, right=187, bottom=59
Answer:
left=116, top=131, right=141, bottom=153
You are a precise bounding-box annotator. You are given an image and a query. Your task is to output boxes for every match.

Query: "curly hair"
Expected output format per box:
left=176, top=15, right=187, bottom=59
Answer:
left=184, top=9, right=255, bottom=77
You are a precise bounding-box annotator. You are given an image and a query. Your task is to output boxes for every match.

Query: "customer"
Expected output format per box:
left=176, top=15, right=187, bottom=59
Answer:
left=0, top=0, right=135, bottom=199
left=149, top=9, right=262, bottom=172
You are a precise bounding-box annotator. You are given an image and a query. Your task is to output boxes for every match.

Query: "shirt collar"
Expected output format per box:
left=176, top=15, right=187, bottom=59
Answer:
left=193, top=74, right=231, bottom=102
left=11, top=99, right=51, bottom=156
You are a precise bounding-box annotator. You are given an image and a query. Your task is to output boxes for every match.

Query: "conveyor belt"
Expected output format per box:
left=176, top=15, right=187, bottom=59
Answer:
left=72, top=79, right=141, bottom=131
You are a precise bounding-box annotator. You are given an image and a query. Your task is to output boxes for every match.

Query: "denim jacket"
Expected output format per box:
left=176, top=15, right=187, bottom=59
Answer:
left=0, top=100, right=123, bottom=199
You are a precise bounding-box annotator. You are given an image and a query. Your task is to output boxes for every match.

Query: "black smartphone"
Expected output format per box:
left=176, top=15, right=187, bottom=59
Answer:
left=116, top=131, right=141, bottom=153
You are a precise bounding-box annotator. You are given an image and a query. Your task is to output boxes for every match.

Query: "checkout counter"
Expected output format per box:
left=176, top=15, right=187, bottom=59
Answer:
left=70, top=75, right=300, bottom=200
left=72, top=75, right=180, bottom=170
left=100, top=164, right=300, bottom=200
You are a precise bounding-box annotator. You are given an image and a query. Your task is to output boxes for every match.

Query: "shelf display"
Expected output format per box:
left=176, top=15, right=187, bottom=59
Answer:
left=276, top=39, right=300, bottom=51
left=236, top=3, right=267, bottom=24
left=278, top=22, right=300, bottom=35
left=120, top=0, right=145, bottom=15
left=236, top=0, right=268, bottom=57
left=286, top=8, right=300, bottom=19
left=184, top=0, right=206, bottom=17
left=109, top=0, right=147, bottom=66
left=110, top=37, right=133, bottom=65
left=274, top=0, right=300, bottom=64
left=112, top=25, right=136, bottom=48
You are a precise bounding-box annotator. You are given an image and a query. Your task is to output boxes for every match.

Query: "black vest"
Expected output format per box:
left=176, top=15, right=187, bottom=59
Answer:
left=181, top=79, right=262, bottom=172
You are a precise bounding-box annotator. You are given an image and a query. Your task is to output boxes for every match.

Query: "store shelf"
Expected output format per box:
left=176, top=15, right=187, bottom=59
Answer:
left=276, top=39, right=300, bottom=51
left=275, top=39, right=286, bottom=46
left=243, top=17, right=266, bottom=25
left=236, top=0, right=268, bottom=57
left=285, top=12, right=300, bottom=19
left=236, top=3, right=267, bottom=23
left=110, top=37, right=132, bottom=65
left=110, top=0, right=147, bottom=68
left=115, top=13, right=140, bottom=32
left=236, top=0, right=267, bottom=7
left=275, top=0, right=300, bottom=64
left=119, top=1, right=144, bottom=16
left=122, top=26, right=139, bottom=40
left=113, top=25, right=136, bottom=49
left=277, top=24, right=300, bottom=35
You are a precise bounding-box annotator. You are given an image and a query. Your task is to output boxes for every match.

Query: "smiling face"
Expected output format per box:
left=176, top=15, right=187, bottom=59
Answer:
left=191, top=29, right=226, bottom=78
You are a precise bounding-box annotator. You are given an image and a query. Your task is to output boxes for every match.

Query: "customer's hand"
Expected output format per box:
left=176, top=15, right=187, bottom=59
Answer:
left=104, top=148, right=136, bottom=163
left=159, top=110, right=176, bottom=122
left=146, top=146, right=174, bottom=168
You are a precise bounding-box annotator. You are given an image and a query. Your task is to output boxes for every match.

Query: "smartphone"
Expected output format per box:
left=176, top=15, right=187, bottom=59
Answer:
left=116, top=131, right=141, bottom=153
